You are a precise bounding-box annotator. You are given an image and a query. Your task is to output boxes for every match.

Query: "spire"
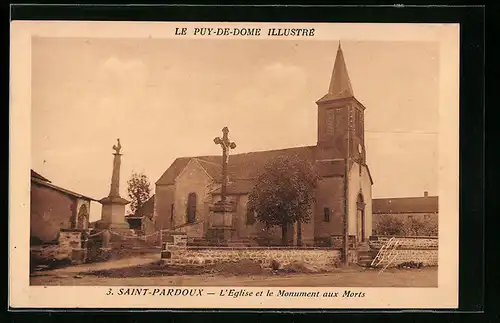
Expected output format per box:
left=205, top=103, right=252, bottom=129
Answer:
left=317, top=43, right=355, bottom=103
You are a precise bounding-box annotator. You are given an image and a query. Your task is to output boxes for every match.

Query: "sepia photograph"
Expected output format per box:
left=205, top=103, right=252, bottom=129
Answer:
left=10, top=21, right=459, bottom=309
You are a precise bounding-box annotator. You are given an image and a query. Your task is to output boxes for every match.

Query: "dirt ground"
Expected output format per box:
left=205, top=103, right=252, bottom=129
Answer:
left=30, top=266, right=438, bottom=287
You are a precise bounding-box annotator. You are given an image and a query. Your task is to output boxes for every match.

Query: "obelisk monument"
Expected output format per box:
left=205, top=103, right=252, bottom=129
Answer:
left=97, top=138, right=130, bottom=231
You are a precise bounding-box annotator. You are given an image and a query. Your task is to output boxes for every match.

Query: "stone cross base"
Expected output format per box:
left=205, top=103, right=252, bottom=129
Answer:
left=206, top=228, right=237, bottom=246
left=209, top=200, right=236, bottom=227
left=207, top=200, right=237, bottom=245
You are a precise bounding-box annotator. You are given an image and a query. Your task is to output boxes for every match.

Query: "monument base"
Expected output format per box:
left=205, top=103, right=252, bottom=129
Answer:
left=95, top=220, right=131, bottom=231
left=98, top=195, right=131, bottom=233
left=207, top=200, right=237, bottom=245
left=206, top=228, right=237, bottom=246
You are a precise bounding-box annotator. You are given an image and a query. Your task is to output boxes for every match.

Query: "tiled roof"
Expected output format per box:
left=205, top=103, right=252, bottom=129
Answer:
left=157, top=146, right=322, bottom=185
left=155, top=158, right=191, bottom=185
left=31, top=177, right=97, bottom=201
left=156, top=147, right=370, bottom=188
left=372, top=196, right=439, bottom=214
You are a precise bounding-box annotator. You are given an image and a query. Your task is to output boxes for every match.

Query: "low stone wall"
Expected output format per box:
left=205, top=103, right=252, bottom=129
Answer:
left=172, top=222, right=204, bottom=241
left=369, top=235, right=438, bottom=267
left=30, top=229, right=85, bottom=268
left=369, top=235, right=438, bottom=250
left=162, top=246, right=357, bottom=270
left=331, top=235, right=358, bottom=249
left=388, top=249, right=438, bottom=267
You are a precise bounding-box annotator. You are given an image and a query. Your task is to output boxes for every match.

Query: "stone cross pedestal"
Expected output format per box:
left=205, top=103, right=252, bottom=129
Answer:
left=207, top=200, right=237, bottom=244
left=96, top=139, right=130, bottom=232
left=207, top=127, right=237, bottom=244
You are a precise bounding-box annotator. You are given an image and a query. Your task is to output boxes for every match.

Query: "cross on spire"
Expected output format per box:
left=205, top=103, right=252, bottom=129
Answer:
left=213, top=126, right=237, bottom=202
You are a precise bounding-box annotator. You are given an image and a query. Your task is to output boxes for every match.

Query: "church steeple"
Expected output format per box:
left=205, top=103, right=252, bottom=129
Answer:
left=316, top=43, right=366, bottom=164
left=317, top=43, right=355, bottom=103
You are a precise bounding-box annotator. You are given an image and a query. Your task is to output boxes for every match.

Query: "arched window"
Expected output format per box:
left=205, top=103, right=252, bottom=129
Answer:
left=186, top=193, right=197, bottom=224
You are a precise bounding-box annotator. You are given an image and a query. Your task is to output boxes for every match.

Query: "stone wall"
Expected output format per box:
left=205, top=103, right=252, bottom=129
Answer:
left=385, top=249, right=439, bottom=267
left=368, top=235, right=438, bottom=249
left=369, top=236, right=438, bottom=267
left=162, top=246, right=357, bottom=270
left=30, top=229, right=84, bottom=268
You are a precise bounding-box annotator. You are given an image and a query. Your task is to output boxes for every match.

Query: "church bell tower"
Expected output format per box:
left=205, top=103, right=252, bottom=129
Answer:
left=316, top=43, right=367, bottom=165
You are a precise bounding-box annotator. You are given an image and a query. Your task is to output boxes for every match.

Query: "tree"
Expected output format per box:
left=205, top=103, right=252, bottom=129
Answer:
left=248, top=155, right=319, bottom=246
left=404, top=216, right=438, bottom=236
left=126, top=171, right=152, bottom=215
left=375, top=215, right=405, bottom=236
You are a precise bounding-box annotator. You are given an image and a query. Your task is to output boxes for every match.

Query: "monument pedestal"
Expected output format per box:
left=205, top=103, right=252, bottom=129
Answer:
left=206, top=201, right=237, bottom=245
left=97, top=196, right=131, bottom=232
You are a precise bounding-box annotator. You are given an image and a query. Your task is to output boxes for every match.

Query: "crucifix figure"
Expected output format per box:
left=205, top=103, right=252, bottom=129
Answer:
left=213, top=127, right=236, bottom=202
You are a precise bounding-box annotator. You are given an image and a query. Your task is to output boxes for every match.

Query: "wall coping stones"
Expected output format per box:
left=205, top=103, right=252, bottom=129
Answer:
left=184, top=246, right=342, bottom=251
left=369, top=235, right=438, bottom=240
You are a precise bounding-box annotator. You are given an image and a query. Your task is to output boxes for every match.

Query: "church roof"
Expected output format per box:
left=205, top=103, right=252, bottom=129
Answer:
left=212, top=180, right=255, bottom=195
left=156, top=145, right=349, bottom=186
left=372, top=195, right=439, bottom=214
left=317, top=43, right=355, bottom=103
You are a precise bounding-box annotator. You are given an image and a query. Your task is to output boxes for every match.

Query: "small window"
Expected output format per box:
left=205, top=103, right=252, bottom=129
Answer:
left=323, top=207, right=330, bottom=222
left=408, top=215, right=413, bottom=221
left=246, top=207, right=256, bottom=225
left=424, top=214, right=430, bottom=221
left=186, top=193, right=197, bottom=223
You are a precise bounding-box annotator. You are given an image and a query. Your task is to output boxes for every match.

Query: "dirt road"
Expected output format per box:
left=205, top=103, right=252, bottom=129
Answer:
left=30, top=267, right=437, bottom=287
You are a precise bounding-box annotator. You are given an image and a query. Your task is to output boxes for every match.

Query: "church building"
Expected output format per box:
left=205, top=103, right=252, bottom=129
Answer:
left=153, top=44, right=374, bottom=246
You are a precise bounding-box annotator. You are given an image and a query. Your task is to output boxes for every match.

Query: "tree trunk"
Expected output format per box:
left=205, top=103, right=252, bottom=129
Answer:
left=281, top=223, right=288, bottom=246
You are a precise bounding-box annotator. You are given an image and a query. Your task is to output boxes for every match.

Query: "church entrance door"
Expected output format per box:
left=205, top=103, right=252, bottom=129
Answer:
left=356, top=194, right=365, bottom=242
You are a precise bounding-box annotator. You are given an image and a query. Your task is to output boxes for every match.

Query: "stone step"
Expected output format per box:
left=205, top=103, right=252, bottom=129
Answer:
left=357, top=258, right=374, bottom=266
left=358, top=258, right=374, bottom=263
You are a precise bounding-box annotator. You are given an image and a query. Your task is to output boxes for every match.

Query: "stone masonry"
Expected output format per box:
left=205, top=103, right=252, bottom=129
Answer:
left=162, top=246, right=358, bottom=270
left=30, top=229, right=85, bottom=265
left=369, top=236, right=438, bottom=267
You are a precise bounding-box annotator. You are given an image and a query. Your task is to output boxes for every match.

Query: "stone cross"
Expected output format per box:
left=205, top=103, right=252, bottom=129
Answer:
left=213, top=127, right=236, bottom=202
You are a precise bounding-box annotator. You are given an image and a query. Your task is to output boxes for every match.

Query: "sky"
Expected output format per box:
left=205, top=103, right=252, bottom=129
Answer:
left=31, top=37, right=439, bottom=221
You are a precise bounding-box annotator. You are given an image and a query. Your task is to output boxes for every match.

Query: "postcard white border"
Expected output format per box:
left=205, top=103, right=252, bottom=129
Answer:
left=9, top=21, right=459, bottom=309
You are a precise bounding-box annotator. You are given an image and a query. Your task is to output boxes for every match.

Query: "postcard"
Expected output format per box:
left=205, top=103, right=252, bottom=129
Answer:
left=10, top=20, right=459, bottom=309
